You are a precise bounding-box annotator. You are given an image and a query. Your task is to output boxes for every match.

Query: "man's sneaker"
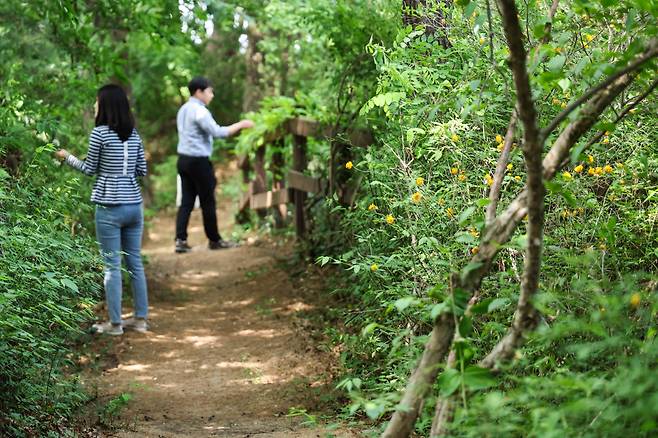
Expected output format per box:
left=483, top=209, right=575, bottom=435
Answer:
left=175, top=239, right=191, bottom=253
left=122, top=317, right=149, bottom=333
left=208, top=239, right=239, bottom=250
left=91, top=321, right=123, bottom=336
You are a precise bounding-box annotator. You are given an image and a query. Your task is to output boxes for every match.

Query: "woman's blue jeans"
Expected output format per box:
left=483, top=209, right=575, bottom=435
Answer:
left=95, top=203, right=148, bottom=324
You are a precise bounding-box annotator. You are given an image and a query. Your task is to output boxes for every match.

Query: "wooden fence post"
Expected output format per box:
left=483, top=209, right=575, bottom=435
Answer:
left=271, top=139, right=287, bottom=228
left=292, top=134, right=308, bottom=238
left=253, top=144, right=267, bottom=219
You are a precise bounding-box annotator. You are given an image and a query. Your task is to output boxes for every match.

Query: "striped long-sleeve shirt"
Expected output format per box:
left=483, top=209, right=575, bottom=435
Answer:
left=65, top=125, right=147, bottom=205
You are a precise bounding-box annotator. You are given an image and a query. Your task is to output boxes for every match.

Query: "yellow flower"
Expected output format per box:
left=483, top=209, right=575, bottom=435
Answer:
left=471, top=246, right=479, bottom=255
left=415, top=177, right=424, bottom=186
left=585, top=34, right=594, bottom=42
left=450, top=167, right=459, bottom=175
left=506, top=163, right=513, bottom=171
left=497, top=143, right=504, bottom=152
left=451, top=134, right=459, bottom=142
left=560, top=102, right=567, bottom=109
left=603, top=165, right=613, bottom=173
left=594, top=166, right=603, bottom=175
left=588, top=155, right=594, bottom=163
left=574, top=164, right=584, bottom=173
left=446, top=207, right=454, bottom=218
left=604, top=131, right=610, bottom=136
left=479, top=37, right=485, bottom=45
left=588, top=167, right=596, bottom=176
left=458, top=174, right=467, bottom=182
left=552, top=98, right=561, bottom=105
left=345, top=161, right=353, bottom=169
left=602, top=137, right=609, bottom=144
left=555, top=47, right=562, bottom=53
left=495, top=134, right=503, bottom=144
left=514, top=175, right=521, bottom=182
left=469, top=228, right=479, bottom=238
left=562, top=171, right=572, bottom=180
left=630, top=293, right=641, bottom=308
left=485, top=174, right=494, bottom=186
left=368, top=203, right=378, bottom=211
left=411, top=192, right=422, bottom=203
left=370, top=263, right=378, bottom=272
left=386, top=215, right=395, bottom=224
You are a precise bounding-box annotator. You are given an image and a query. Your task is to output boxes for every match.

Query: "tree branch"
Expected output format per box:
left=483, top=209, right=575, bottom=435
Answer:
left=382, top=311, right=456, bottom=438
left=480, top=72, right=637, bottom=370
left=496, top=0, right=546, bottom=381
left=486, top=109, right=518, bottom=225
left=541, top=0, right=560, bottom=44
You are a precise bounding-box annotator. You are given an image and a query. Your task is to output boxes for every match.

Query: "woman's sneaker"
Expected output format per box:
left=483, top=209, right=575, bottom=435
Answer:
left=175, top=239, right=191, bottom=253
left=122, top=317, right=149, bottom=333
left=91, top=322, right=124, bottom=336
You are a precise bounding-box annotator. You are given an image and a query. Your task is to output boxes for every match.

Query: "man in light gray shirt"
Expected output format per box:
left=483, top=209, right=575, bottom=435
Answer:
left=175, top=76, right=253, bottom=253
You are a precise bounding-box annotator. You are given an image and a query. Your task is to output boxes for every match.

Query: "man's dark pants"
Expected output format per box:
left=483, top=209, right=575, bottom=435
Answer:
left=175, top=154, right=221, bottom=242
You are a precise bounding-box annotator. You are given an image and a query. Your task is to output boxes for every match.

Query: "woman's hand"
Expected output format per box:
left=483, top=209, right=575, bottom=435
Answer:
left=55, top=149, right=70, bottom=161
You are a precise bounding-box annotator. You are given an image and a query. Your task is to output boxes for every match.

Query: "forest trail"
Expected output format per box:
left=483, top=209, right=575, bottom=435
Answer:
left=89, top=163, right=356, bottom=438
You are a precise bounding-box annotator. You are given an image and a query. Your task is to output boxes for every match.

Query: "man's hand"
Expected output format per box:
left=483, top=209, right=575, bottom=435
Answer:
left=227, top=119, right=255, bottom=137
left=240, top=119, right=255, bottom=130
left=55, top=149, right=70, bottom=161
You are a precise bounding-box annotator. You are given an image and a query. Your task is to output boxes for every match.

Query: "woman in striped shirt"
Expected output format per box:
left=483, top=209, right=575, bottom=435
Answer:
left=56, top=84, right=149, bottom=336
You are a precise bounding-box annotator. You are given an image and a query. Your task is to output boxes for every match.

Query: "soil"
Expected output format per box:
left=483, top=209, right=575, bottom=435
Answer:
left=81, top=162, right=361, bottom=438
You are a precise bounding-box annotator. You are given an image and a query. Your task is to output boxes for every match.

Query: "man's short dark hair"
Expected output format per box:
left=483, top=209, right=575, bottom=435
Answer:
left=188, top=77, right=211, bottom=95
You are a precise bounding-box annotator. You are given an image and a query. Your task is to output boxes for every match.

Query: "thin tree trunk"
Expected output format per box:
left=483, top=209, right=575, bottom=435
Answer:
left=402, top=0, right=452, bottom=48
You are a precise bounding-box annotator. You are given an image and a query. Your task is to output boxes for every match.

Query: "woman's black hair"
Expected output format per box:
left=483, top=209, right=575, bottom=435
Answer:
left=188, top=76, right=211, bottom=96
left=95, top=84, right=135, bottom=142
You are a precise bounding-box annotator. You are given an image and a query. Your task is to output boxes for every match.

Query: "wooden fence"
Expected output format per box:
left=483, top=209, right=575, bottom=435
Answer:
left=237, top=117, right=373, bottom=239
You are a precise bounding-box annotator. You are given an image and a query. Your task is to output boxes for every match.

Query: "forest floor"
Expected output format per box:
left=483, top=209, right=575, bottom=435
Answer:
left=79, top=162, right=362, bottom=438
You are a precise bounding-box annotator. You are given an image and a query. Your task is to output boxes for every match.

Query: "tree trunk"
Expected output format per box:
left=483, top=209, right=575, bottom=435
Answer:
left=402, top=0, right=452, bottom=48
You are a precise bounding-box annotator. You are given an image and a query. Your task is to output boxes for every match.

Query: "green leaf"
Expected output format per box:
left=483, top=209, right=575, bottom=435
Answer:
left=460, top=262, right=483, bottom=284
left=362, top=322, right=379, bottom=336
left=470, top=298, right=494, bottom=314
left=431, top=302, right=450, bottom=319
left=453, top=288, right=470, bottom=314
left=364, top=401, right=386, bottom=419
left=462, top=366, right=496, bottom=390
left=547, top=55, right=566, bottom=72
left=458, top=206, right=476, bottom=226
left=394, top=296, right=419, bottom=312
left=437, top=368, right=461, bottom=396
left=459, top=316, right=473, bottom=336
left=488, top=298, right=510, bottom=312
left=60, top=278, right=79, bottom=293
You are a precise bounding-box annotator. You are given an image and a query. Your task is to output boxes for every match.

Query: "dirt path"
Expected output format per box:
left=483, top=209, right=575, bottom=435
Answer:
left=89, top=164, right=357, bottom=437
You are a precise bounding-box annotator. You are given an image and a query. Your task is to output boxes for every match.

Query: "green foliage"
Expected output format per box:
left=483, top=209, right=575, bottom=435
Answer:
left=99, top=393, right=133, bottom=429
left=300, top=1, right=658, bottom=436
left=0, top=159, right=102, bottom=436
left=0, top=0, right=210, bottom=434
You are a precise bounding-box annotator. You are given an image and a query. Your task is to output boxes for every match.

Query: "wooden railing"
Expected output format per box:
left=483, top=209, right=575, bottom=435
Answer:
left=237, top=117, right=373, bottom=239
